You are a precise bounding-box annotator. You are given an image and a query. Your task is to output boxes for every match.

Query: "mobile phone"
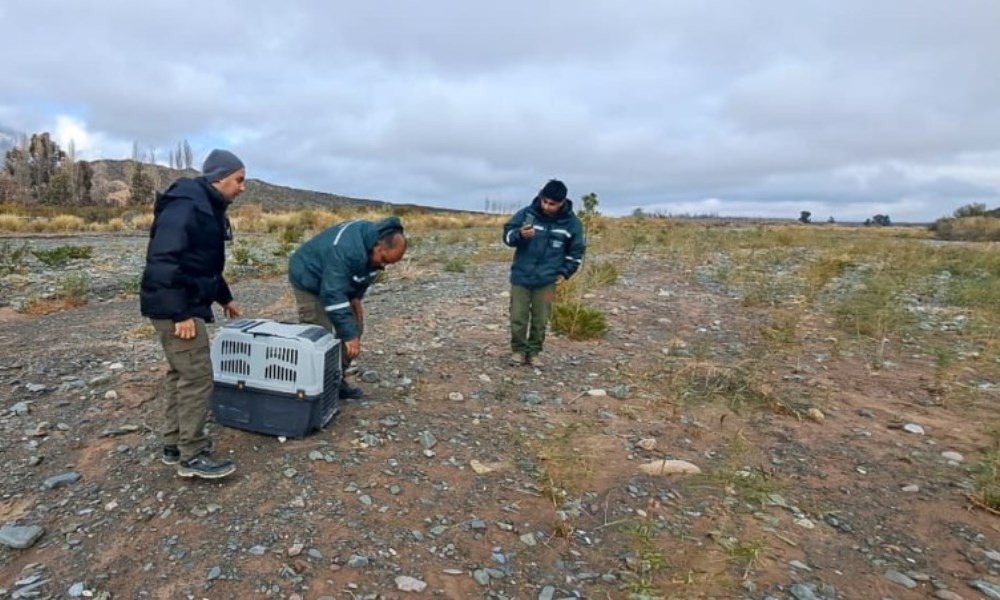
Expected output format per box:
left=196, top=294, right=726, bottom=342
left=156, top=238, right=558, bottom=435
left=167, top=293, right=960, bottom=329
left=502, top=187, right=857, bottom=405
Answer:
left=523, top=214, right=535, bottom=228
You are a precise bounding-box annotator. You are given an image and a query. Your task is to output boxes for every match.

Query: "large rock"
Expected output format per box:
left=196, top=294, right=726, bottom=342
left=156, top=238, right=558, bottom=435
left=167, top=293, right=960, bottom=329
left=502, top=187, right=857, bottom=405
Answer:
left=0, top=524, right=45, bottom=549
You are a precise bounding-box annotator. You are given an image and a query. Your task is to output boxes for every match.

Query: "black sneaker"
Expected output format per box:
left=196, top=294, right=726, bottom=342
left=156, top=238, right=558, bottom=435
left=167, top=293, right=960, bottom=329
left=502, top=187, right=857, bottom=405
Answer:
left=177, top=453, right=235, bottom=479
left=339, top=382, right=364, bottom=400
left=162, top=445, right=181, bottom=465
left=162, top=439, right=214, bottom=465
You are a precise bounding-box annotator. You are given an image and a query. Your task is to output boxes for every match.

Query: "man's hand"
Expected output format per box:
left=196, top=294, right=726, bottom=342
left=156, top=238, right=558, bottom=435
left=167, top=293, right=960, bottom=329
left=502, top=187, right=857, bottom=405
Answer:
left=174, top=318, right=197, bottom=340
left=555, top=275, right=566, bottom=285
left=344, top=338, right=361, bottom=360
left=520, top=224, right=536, bottom=239
left=222, top=302, right=242, bottom=319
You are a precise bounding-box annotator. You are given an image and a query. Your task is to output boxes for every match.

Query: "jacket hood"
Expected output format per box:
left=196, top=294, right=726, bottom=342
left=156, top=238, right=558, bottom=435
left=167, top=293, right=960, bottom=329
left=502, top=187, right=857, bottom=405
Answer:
left=154, top=177, right=226, bottom=215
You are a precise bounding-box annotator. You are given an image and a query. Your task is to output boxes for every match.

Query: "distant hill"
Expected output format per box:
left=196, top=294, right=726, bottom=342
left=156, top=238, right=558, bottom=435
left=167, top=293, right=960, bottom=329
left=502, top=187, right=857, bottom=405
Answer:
left=93, top=159, right=453, bottom=214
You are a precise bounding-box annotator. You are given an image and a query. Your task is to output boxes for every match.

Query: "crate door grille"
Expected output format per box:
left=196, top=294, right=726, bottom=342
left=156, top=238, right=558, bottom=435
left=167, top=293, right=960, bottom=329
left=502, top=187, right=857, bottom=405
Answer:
left=264, top=364, right=296, bottom=383
left=265, top=346, right=298, bottom=364
left=219, top=340, right=252, bottom=377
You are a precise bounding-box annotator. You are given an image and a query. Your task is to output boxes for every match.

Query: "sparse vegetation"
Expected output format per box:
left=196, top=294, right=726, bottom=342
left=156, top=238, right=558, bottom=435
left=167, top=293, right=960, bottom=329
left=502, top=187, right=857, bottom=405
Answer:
left=31, top=245, right=93, bottom=267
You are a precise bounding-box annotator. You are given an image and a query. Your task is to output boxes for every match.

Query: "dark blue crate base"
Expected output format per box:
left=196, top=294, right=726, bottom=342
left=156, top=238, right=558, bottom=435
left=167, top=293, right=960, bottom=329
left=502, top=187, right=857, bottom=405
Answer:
left=211, top=383, right=339, bottom=438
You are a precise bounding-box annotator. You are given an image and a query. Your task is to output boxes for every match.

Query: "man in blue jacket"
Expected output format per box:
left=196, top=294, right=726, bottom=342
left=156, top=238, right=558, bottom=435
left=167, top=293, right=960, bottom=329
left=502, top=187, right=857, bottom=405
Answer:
left=140, top=149, right=245, bottom=479
left=288, top=216, right=407, bottom=399
left=503, top=179, right=586, bottom=367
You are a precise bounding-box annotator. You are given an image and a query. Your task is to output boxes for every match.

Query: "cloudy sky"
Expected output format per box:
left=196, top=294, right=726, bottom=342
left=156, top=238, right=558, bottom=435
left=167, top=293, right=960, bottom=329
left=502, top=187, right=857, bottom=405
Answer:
left=2, top=1, right=999, bottom=222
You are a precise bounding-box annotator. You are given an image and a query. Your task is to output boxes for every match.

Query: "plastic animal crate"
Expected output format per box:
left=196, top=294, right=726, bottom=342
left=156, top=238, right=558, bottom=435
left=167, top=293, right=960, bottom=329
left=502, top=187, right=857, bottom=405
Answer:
left=210, top=319, right=341, bottom=438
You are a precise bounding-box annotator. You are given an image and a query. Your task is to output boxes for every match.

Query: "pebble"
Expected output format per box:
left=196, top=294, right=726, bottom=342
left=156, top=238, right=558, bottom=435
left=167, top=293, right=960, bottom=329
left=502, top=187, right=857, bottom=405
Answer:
left=395, top=575, right=427, bottom=592
left=903, top=423, right=925, bottom=435
left=884, top=570, right=917, bottom=589
left=901, top=484, right=920, bottom=493
left=448, top=392, right=464, bottom=401
left=934, top=590, right=965, bottom=600
left=42, top=471, right=81, bottom=490
left=969, top=579, right=1000, bottom=599
left=941, top=451, right=964, bottom=463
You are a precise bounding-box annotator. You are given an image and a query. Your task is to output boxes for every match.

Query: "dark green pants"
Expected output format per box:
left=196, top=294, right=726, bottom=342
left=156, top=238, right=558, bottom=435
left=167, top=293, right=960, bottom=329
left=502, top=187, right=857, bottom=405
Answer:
left=292, top=287, right=363, bottom=369
left=151, top=318, right=212, bottom=462
left=509, top=283, right=555, bottom=357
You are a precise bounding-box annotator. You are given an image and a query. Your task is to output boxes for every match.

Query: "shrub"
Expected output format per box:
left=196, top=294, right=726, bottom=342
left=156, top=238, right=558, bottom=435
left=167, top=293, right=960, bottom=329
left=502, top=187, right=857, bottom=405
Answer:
left=550, top=302, right=607, bottom=340
left=444, top=257, right=469, bottom=273
left=57, top=271, right=90, bottom=306
left=0, top=241, right=30, bottom=275
left=32, top=245, right=94, bottom=267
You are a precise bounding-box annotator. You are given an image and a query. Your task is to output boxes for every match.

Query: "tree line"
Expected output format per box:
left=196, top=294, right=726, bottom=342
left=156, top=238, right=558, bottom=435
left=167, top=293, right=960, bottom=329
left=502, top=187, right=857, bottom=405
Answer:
left=0, top=131, right=194, bottom=208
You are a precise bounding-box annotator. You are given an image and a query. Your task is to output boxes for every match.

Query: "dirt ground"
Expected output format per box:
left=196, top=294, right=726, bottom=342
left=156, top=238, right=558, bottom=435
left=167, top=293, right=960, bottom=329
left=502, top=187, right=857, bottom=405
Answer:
left=1, top=234, right=999, bottom=600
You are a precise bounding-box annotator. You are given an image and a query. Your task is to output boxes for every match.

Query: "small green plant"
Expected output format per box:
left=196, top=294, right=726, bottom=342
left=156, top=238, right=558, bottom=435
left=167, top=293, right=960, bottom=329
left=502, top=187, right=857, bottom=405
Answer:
left=274, top=225, right=305, bottom=257
left=585, top=260, right=619, bottom=286
left=31, top=245, right=93, bottom=267
left=622, top=522, right=669, bottom=595
left=0, top=241, right=30, bottom=274
left=550, top=302, right=608, bottom=340
left=443, top=257, right=469, bottom=273
left=230, top=241, right=253, bottom=266
left=58, top=271, right=90, bottom=305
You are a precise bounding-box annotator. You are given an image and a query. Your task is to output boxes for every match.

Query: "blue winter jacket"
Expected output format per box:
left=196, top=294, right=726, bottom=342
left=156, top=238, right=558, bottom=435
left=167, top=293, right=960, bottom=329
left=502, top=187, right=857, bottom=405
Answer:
left=503, top=197, right=586, bottom=289
left=287, top=217, right=403, bottom=340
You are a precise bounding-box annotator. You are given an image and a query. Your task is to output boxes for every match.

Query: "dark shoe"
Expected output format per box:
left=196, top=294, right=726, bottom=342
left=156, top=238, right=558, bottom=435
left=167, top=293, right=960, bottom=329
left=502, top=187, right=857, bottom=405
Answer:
left=339, top=381, right=364, bottom=400
left=162, top=445, right=181, bottom=465
left=162, top=439, right=214, bottom=465
left=177, top=453, right=235, bottom=479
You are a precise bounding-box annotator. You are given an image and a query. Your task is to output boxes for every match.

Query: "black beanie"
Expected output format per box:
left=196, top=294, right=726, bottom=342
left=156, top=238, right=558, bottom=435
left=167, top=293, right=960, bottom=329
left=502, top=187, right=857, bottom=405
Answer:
left=202, top=149, right=245, bottom=182
left=540, top=179, right=567, bottom=202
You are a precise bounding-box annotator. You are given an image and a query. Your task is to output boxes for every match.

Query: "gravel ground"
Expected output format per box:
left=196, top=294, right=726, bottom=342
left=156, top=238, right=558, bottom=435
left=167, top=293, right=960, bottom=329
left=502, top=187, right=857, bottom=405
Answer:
left=1, top=232, right=999, bottom=600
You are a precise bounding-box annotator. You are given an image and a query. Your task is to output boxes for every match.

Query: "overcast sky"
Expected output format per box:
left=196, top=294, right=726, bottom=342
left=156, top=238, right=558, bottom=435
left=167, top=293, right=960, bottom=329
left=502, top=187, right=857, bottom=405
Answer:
left=2, top=1, right=999, bottom=222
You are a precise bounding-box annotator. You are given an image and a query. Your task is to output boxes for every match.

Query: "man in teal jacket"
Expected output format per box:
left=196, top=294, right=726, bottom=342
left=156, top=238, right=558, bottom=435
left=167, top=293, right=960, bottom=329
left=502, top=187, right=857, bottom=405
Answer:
left=502, top=180, right=586, bottom=366
left=288, top=216, right=407, bottom=398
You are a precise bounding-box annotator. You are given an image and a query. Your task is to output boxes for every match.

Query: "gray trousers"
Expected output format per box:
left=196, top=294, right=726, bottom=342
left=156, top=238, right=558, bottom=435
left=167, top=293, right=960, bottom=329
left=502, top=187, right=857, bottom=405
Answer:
left=509, top=283, right=555, bottom=357
left=151, top=318, right=212, bottom=462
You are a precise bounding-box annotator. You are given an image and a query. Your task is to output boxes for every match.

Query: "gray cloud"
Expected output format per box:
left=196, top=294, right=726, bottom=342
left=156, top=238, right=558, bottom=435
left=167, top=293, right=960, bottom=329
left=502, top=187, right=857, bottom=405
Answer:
left=1, top=0, right=998, bottom=221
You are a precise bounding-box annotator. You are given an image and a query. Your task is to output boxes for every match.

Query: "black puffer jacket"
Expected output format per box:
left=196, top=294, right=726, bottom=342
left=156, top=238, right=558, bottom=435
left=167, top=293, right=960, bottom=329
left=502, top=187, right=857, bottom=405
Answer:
left=139, top=177, right=233, bottom=322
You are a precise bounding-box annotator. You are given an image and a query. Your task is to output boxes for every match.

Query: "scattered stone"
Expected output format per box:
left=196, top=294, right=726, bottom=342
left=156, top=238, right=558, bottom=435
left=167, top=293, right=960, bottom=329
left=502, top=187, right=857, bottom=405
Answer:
left=884, top=570, right=917, bottom=589
left=521, top=392, right=543, bottom=405
left=934, top=590, right=965, bottom=600
left=478, top=374, right=491, bottom=384
left=942, top=451, right=964, bottom=463
left=586, top=389, right=607, bottom=397
left=104, top=390, right=118, bottom=400
left=68, top=582, right=86, bottom=597
left=42, top=471, right=81, bottom=490
left=901, top=484, right=920, bottom=493
left=636, top=438, right=657, bottom=451
left=472, top=569, right=490, bottom=585
left=805, top=407, right=825, bottom=423
left=207, top=566, right=222, bottom=580
left=25, top=383, right=46, bottom=393
left=419, top=432, right=438, bottom=449
left=448, top=392, right=464, bottom=401
left=789, top=583, right=821, bottom=600
left=969, top=579, right=1000, bottom=600
left=793, top=518, right=816, bottom=529
left=347, top=555, right=369, bottom=568
left=903, top=423, right=925, bottom=435
left=520, top=533, right=537, bottom=546
left=0, top=524, right=45, bottom=549
left=608, top=384, right=630, bottom=399
left=288, top=543, right=304, bottom=557
left=470, top=459, right=508, bottom=474
left=11, top=402, right=30, bottom=416
left=638, top=459, right=701, bottom=476
left=538, top=586, right=556, bottom=600
left=395, top=575, right=427, bottom=592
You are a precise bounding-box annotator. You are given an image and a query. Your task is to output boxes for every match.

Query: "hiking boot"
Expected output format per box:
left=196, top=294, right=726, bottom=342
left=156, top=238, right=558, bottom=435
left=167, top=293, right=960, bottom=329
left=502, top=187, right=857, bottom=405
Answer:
left=176, top=453, right=236, bottom=479
left=162, top=439, right=214, bottom=465
left=526, top=354, right=543, bottom=368
left=339, top=381, right=364, bottom=400
left=509, top=352, right=526, bottom=366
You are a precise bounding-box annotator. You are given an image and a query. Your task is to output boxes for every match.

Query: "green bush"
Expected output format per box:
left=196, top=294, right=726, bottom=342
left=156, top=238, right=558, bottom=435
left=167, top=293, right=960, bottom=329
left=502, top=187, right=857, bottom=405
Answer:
left=57, top=271, right=90, bottom=305
left=444, top=257, right=469, bottom=273
left=550, top=302, right=607, bottom=340
left=0, top=241, right=30, bottom=275
left=31, top=245, right=93, bottom=267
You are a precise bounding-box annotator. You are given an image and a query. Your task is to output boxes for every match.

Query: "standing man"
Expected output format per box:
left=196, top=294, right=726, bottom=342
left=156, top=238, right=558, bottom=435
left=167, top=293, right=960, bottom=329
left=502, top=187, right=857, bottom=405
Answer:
left=140, top=149, right=245, bottom=480
left=503, top=179, right=586, bottom=367
left=288, top=216, right=407, bottom=399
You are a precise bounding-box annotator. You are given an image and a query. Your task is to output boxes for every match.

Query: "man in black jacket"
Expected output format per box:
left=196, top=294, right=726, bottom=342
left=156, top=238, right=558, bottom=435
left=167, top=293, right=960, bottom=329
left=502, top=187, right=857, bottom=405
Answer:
left=140, top=149, right=245, bottom=479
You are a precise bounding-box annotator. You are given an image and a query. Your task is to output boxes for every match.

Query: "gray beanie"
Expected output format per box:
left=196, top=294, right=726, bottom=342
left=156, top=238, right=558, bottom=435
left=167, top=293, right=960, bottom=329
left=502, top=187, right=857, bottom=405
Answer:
left=201, top=149, right=245, bottom=182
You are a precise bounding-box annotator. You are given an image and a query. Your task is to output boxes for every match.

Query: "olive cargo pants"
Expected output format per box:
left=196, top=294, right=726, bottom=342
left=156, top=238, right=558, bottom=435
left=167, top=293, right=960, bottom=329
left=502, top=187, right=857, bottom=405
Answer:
left=509, top=283, right=555, bottom=358
left=151, top=318, right=212, bottom=462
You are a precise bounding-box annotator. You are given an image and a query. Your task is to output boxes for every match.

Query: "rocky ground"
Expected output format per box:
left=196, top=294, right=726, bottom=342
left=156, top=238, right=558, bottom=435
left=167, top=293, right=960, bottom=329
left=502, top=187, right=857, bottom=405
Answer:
left=1, top=232, right=1000, bottom=600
